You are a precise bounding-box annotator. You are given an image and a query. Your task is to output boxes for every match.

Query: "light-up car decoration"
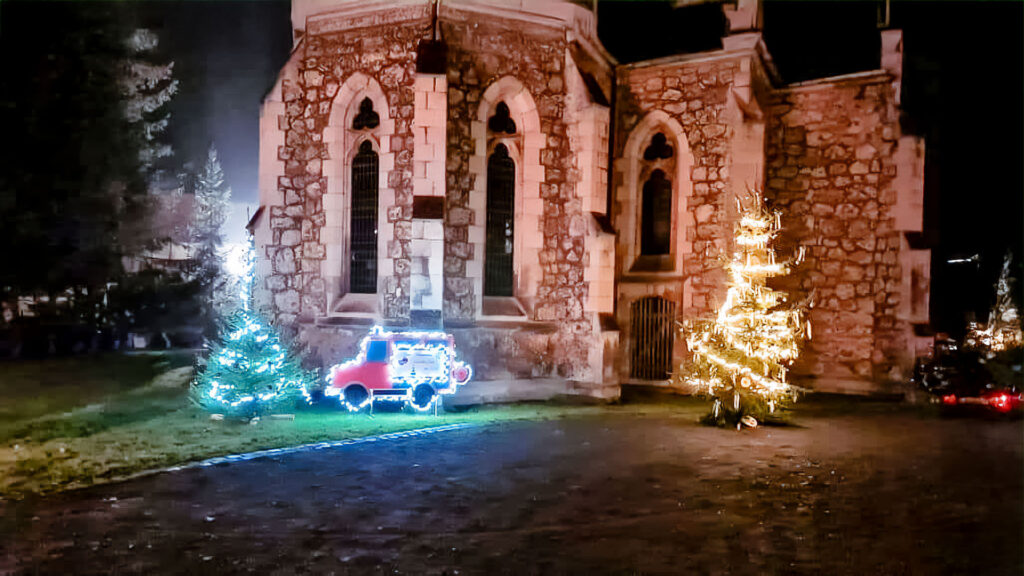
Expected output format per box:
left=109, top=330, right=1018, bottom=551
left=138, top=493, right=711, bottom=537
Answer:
left=324, top=326, right=473, bottom=412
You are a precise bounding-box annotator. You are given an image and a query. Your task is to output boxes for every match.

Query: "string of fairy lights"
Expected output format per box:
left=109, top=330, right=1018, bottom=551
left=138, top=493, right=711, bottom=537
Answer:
left=193, top=237, right=313, bottom=416
left=964, top=252, right=1022, bottom=355
left=676, top=190, right=809, bottom=425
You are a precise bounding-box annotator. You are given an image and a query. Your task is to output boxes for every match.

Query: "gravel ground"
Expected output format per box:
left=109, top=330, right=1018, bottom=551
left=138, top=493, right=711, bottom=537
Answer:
left=1, top=400, right=1021, bottom=575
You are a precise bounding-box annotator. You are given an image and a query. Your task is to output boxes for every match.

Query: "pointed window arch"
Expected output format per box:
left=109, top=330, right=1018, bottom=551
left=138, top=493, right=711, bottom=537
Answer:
left=350, top=140, right=379, bottom=294
left=485, top=144, right=515, bottom=296
left=467, top=76, right=543, bottom=319
left=620, top=125, right=688, bottom=273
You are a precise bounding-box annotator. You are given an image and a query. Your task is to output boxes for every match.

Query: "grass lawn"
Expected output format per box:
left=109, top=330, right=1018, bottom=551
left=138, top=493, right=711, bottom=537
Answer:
left=0, top=353, right=690, bottom=498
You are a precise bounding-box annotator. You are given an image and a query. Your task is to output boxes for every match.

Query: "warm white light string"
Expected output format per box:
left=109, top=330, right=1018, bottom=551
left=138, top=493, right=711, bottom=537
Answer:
left=679, top=190, right=809, bottom=417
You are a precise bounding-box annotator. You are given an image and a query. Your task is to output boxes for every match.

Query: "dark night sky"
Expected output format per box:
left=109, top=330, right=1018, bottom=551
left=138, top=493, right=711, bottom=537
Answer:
left=137, top=1, right=292, bottom=240
left=3, top=0, right=1022, bottom=332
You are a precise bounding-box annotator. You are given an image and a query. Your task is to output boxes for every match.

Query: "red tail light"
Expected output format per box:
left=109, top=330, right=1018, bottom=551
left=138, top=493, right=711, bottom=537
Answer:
left=988, top=393, right=1012, bottom=413
left=942, top=394, right=957, bottom=406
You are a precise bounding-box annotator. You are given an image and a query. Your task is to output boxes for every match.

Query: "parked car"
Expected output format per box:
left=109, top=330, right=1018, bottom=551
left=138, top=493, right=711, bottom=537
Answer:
left=325, top=327, right=472, bottom=412
left=916, top=343, right=1023, bottom=415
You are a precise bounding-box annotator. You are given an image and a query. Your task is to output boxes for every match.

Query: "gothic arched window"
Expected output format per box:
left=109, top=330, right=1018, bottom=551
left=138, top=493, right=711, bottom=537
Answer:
left=641, top=169, right=672, bottom=256
left=350, top=140, right=379, bottom=293
left=485, top=144, right=515, bottom=296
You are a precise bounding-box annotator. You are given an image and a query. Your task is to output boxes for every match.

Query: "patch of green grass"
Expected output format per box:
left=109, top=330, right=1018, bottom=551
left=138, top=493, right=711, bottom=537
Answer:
left=0, top=354, right=170, bottom=425
left=2, top=387, right=184, bottom=444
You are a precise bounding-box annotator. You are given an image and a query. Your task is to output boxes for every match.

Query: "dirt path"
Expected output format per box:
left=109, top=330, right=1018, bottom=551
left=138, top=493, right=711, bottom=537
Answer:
left=2, top=402, right=1021, bottom=575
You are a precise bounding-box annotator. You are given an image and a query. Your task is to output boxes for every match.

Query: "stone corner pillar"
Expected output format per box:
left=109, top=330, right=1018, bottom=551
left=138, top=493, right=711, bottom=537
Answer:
left=410, top=65, right=448, bottom=329
left=724, top=0, right=761, bottom=34
left=410, top=198, right=445, bottom=329
left=880, top=29, right=904, bottom=106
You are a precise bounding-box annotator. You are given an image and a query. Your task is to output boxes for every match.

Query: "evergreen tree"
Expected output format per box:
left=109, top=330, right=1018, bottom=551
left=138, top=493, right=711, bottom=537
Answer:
left=965, top=251, right=1022, bottom=356
left=190, top=309, right=312, bottom=418
left=120, top=28, right=178, bottom=180
left=190, top=143, right=232, bottom=332
left=191, top=238, right=312, bottom=419
left=0, top=4, right=145, bottom=300
left=674, top=190, right=810, bottom=429
left=192, top=144, right=231, bottom=251
left=0, top=5, right=178, bottom=326
left=118, top=27, right=179, bottom=261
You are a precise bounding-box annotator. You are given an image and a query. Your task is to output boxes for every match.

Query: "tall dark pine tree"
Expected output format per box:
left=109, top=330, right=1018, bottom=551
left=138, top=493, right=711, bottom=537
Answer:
left=120, top=29, right=178, bottom=177
left=0, top=4, right=175, bottom=323
left=117, top=27, right=179, bottom=258
left=0, top=5, right=137, bottom=300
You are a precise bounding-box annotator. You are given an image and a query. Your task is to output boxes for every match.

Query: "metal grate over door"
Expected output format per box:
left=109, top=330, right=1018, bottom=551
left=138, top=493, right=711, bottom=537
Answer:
left=350, top=141, right=378, bottom=294
left=485, top=144, right=515, bottom=297
left=630, top=296, right=676, bottom=381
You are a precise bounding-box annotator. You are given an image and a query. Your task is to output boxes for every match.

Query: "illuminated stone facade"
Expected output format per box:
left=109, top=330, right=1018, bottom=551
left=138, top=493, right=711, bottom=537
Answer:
left=253, top=0, right=929, bottom=399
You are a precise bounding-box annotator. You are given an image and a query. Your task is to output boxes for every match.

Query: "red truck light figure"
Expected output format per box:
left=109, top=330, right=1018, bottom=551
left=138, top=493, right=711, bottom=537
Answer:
left=324, top=326, right=472, bottom=411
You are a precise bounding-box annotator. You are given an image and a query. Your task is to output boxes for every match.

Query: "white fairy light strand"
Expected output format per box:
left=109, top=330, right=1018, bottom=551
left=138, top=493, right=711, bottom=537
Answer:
left=680, top=189, right=808, bottom=415
left=324, top=326, right=473, bottom=412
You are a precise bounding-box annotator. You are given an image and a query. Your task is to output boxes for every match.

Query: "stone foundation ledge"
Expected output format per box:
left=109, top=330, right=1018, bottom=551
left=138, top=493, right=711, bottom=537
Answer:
left=797, top=376, right=904, bottom=398
left=449, top=378, right=620, bottom=406
left=619, top=377, right=905, bottom=400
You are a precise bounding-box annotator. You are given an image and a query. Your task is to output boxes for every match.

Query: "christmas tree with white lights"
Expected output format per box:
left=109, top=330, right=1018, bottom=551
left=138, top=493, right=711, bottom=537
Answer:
left=675, top=189, right=809, bottom=428
left=965, top=251, right=1022, bottom=357
left=191, top=237, right=312, bottom=419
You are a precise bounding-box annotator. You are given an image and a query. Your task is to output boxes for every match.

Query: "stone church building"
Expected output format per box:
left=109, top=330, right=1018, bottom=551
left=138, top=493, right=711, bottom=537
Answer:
left=251, top=0, right=931, bottom=399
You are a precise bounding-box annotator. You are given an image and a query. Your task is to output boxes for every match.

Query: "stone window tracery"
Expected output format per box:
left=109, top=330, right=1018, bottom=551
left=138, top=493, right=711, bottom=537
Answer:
left=352, top=98, right=380, bottom=130
left=321, top=73, right=395, bottom=315
left=643, top=132, right=674, bottom=161
left=488, top=102, right=517, bottom=135
left=468, top=76, right=543, bottom=319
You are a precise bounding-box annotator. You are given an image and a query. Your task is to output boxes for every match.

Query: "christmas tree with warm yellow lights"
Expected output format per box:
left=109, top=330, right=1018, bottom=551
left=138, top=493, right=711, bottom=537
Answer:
left=964, top=251, right=1022, bottom=358
left=675, top=189, right=810, bottom=429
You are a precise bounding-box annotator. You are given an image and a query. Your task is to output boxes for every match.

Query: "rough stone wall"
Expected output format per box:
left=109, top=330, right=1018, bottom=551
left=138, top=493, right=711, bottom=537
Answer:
left=613, top=55, right=748, bottom=382
left=615, top=57, right=744, bottom=317
left=764, top=73, right=908, bottom=386
left=298, top=318, right=618, bottom=399
left=441, top=10, right=592, bottom=378
left=259, top=4, right=606, bottom=384
left=263, top=8, right=431, bottom=330
left=260, top=4, right=924, bottom=397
